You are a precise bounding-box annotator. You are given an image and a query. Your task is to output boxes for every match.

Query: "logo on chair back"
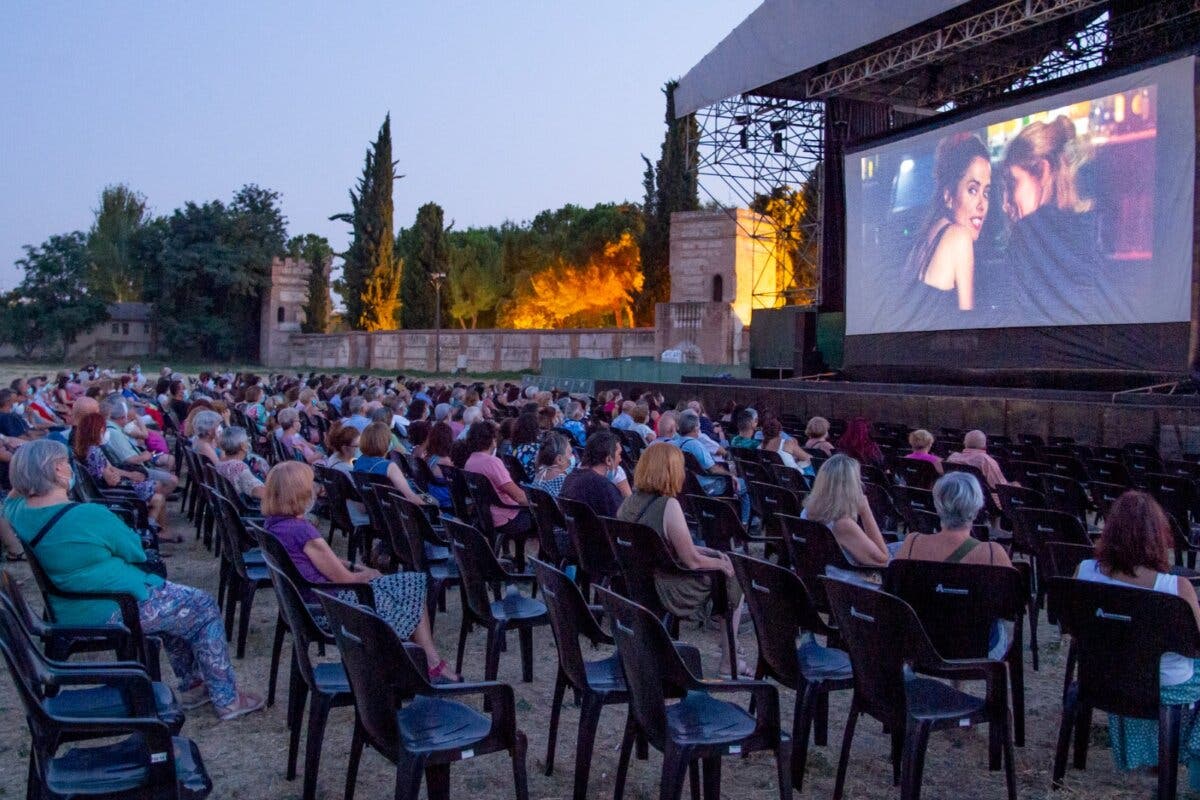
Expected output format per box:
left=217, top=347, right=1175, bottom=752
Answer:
left=935, top=584, right=969, bottom=596
left=1095, top=608, right=1132, bottom=622
left=850, top=606, right=875, bottom=623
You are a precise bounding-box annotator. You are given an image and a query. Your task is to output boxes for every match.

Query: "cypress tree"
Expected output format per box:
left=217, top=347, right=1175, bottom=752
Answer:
left=332, top=114, right=402, bottom=330
left=288, top=234, right=333, bottom=333
left=636, top=80, right=699, bottom=325
left=399, top=202, right=448, bottom=329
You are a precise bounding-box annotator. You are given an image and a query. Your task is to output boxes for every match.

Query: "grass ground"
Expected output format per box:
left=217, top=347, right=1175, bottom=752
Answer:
left=0, top=499, right=1179, bottom=799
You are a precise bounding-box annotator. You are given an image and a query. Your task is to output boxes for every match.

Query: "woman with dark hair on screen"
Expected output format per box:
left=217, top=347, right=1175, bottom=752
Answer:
left=903, top=132, right=991, bottom=314
left=1001, top=115, right=1100, bottom=316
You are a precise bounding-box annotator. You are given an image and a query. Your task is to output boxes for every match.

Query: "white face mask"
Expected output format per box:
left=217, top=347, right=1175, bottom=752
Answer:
left=12, top=403, right=24, bottom=416
left=100, top=430, right=111, bottom=446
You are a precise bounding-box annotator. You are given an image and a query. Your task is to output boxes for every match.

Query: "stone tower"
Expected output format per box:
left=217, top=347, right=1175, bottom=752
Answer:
left=259, top=257, right=310, bottom=367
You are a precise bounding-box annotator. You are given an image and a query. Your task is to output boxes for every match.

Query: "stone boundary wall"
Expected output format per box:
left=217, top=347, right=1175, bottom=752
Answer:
left=280, top=328, right=658, bottom=372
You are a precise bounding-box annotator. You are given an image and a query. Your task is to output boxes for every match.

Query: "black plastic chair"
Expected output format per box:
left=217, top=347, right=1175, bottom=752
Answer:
left=461, top=468, right=534, bottom=570
left=730, top=553, right=852, bottom=792
left=527, top=486, right=570, bottom=568
left=601, top=515, right=738, bottom=674
left=444, top=518, right=548, bottom=682
left=0, top=569, right=133, bottom=664
left=438, top=463, right=475, bottom=525
left=0, top=599, right=211, bottom=799
left=894, top=457, right=940, bottom=490
left=319, top=592, right=530, bottom=800
left=1041, top=473, right=1095, bottom=526
left=822, top=576, right=1017, bottom=800
left=996, top=484, right=1047, bottom=521
left=532, top=557, right=631, bottom=800
left=747, top=481, right=803, bottom=565
left=209, top=491, right=271, bottom=659
left=884, top=560, right=1028, bottom=747
left=23, top=545, right=162, bottom=679
left=691, top=492, right=778, bottom=555
left=1049, top=576, right=1200, bottom=800
left=943, top=461, right=1003, bottom=517
left=777, top=513, right=872, bottom=614
left=1087, top=480, right=1127, bottom=521
left=1087, top=458, right=1133, bottom=487
left=557, top=496, right=621, bottom=596
left=386, top=491, right=460, bottom=629
left=258, top=548, right=366, bottom=800
left=597, top=586, right=792, bottom=800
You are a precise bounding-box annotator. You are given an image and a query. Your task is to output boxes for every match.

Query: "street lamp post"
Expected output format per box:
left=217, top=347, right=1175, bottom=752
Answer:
left=430, top=271, right=447, bottom=374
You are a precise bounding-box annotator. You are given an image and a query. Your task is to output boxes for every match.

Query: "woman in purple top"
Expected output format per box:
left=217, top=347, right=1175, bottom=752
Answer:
left=262, top=461, right=459, bottom=682
left=904, top=429, right=944, bottom=474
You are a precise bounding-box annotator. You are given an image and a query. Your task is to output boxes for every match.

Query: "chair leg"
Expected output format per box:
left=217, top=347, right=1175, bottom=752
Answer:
left=813, top=689, right=830, bottom=746
left=791, top=685, right=818, bottom=792
left=614, top=713, right=637, bottom=800
left=1002, top=712, right=1018, bottom=800
left=572, top=694, right=603, bottom=800
left=545, top=670, right=566, bottom=776
left=236, top=584, right=256, bottom=659
left=223, top=576, right=238, bottom=641
left=1052, top=689, right=1080, bottom=788
left=688, top=760, right=701, bottom=800
left=302, top=694, right=333, bottom=800
left=660, top=743, right=692, bottom=800
left=345, top=722, right=364, bottom=800
left=891, top=727, right=904, bottom=786
left=900, top=719, right=932, bottom=800
left=393, top=753, right=425, bottom=800
left=775, top=733, right=793, bottom=800
left=1009, top=647, right=1026, bottom=747
left=287, top=671, right=309, bottom=780
left=832, top=697, right=859, bottom=800
left=511, top=730, right=530, bottom=800
left=1159, top=704, right=1182, bottom=800
left=455, top=618, right=469, bottom=677
left=268, top=615, right=287, bottom=707
left=518, top=625, right=534, bottom=683
left=1072, top=703, right=1092, bottom=770
left=1029, top=593, right=1040, bottom=671
left=485, top=626, right=504, bottom=682
left=425, top=763, right=450, bottom=800
left=700, top=756, right=721, bottom=800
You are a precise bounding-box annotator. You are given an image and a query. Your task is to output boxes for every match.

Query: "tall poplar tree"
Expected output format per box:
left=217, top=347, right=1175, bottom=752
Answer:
left=288, top=234, right=334, bottom=333
left=332, top=115, right=402, bottom=330
left=636, top=80, right=699, bottom=324
left=399, top=202, right=448, bottom=329
left=86, top=184, right=149, bottom=302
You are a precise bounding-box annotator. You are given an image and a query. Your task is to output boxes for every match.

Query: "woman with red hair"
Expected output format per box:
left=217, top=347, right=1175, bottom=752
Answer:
left=1076, top=490, right=1200, bottom=787
left=835, top=417, right=884, bottom=471
left=73, top=412, right=168, bottom=531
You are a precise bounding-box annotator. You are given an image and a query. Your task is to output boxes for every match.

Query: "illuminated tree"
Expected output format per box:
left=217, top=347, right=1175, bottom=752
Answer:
left=86, top=184, right=149, bottom=302
left=750, top=172, right=821, bottom=299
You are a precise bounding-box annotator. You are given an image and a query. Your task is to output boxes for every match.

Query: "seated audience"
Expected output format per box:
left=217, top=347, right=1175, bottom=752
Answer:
left=729, top=408, right=759, bottom=450
left=262, top=462, right=458, bottom=682
left=190, top=409, right=223, bottom=464
left=611, top=401, right=635, bottom=431
left=615, top=443, right=746, bottom=677
left=510, top=412, right=541, bottom=483
left=422, top=421, right=454, bottom=510
left=761, top=417, right=814, bottom=476
left=801, top=453, right=892, bottom=568
left=529, top=433, right=574, bottom=497
left=946, top=430, right=1011, bottom=490
left=836, top=417, right=885, bottom=471
left=905, top=429, right=944, bottom=474
left=341, top=396, right=371, bottom=432
left=73, top=411, right=170, bottom=532
left=675, top=410, right=749, bottom=523
left=0, top=389, right=35, bottom=439
left=896, top=472, right=1009, bottom=566
left=322, top=422, right=368, bottom=527
left=1075, top=490, right=1200, bottom=786
left=804, top=416, right=835, bottom=456
left=463, top=421, right=533, bottom=541
left=352, top=422, right=428, bottom=507
left=561, top=401, right=587, bottom=446
left=4, top=439, right=262, bottom=719
left=275, top=408, right=322, bottom=464
left=102, top=398, right=178, bottom=494
left=628, top=404, right=657, bottom=445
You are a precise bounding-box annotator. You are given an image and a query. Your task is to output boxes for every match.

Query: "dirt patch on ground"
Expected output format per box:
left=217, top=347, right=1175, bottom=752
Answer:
left=0, top=503, right=1176, bottom=799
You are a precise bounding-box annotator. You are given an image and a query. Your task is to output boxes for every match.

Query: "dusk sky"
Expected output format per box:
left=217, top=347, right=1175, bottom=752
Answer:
left=0, top=2, right=759, bottom=289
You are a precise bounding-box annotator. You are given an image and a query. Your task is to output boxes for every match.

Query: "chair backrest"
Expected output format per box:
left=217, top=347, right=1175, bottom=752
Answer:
left=209, top=491, right=255, bottom=578
left=996, top=484, right=1047, bottom=519
left=318, top=592, right=430, bottom=756
left=777, top=513, right=852, bottom=612
left=767, top=462, right=810, bottom=494
left=530, top=557, right=609, bottom=692
left=595, top=587, right=683, bottom=749
left=387, top=490, right=448, bottom=573
left=461, top=468, right=504, bottom=540
left=1044, top=453, right=1090, bottom=483
left=1049, top=576, right=1200, bottom=718
left=313, top=463, right=357, bottom=533
left=1039, top=473, right=1090, bottom=522
left=1087, top=481, right=1127, bottom=519
left=527, top=486, right=568, bottom=566
left=861, top=480, right=902, bottom=536
left=690, top=493, right=746, bottom=552
left=557, top=496, right=619, bottom=583
left=261, top=558, right=330, bottom=689
left=1010, top=507, right=1090, bottom=562
left=748, top=481, right=802, bottom=538
left=1043, top=541, right=1095, bottom=582
left=0, top=570, right=52, bottom=644
left=1146, top=473, right=1195, bottom=532
left=941, top=461, right=998, bottom=515
left=894, top=457, right=939, bottom=490
left=439, top=463, right=474, bottom=522
left=883, top=560, right=1024, bottom=660
left=1087, top=459, right=1132, bottom=487
left=822, top=577, right=931, bottom=728
left=444, top=517, right=507, bottom=623
left=602, top=517, right=673, bottom=621
left=730, top=553, right=825, bottom=687
left=1004, top=459, right=1048, bottom=492
left=501, top=454, right=529, bottom=486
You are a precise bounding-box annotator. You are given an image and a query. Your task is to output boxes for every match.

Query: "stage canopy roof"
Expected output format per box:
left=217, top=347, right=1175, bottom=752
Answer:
left=675, top=0, right=969, bottom=116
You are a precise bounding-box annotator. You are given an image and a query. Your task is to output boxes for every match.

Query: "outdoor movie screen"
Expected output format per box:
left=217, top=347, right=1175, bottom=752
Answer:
left=844, top=56, right=1195, bottom=336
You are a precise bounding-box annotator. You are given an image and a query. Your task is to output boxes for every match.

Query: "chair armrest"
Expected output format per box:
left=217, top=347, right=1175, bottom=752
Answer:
left=673, top=642, right=704, bottom=677
left=915, top=656, right=1006, bottom=684
left=46, top=668, right=159, bottom=716
left=40, top=621, right=132, bottom=643
left=309, top=582, right=375, bottom=607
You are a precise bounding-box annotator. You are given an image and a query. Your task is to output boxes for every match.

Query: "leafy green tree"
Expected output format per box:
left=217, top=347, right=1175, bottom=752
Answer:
left=86, top=184, right=149, bottom=302
left=750, top=172, right=821, bottom=302
left=144, top=185, right=287, bottom=359
left=446, top=228, right=502, bottom=328
left=0, top=232, right=108, bottom=358
left=636, top=80, right=699, bottom=324
left=288, top=234, right=334, bottom=333
left=399, top=202, right=449, bottom=329
left=332, top=115, right=401, bottom=331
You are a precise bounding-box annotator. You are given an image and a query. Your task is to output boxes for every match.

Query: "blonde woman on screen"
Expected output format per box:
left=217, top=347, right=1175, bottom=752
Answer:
left=903, top=133, right=991, bottom=313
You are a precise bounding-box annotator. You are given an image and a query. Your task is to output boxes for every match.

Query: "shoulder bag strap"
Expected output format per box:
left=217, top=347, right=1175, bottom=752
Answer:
left=28, top=502, right=79, bottom=550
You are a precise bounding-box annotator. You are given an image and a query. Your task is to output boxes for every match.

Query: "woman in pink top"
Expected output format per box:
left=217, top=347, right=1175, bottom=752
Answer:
left=462, top=420, right=534, bottom=544
left=904, top=429, right=944, bottom=474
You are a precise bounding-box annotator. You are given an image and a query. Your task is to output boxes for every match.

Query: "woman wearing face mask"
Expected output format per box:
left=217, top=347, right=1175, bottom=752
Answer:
left=352, top=422, right=429, bottom=508
left=529, top=433, right=575, bottom=498
left=903, top=132, right=992, bottom=315
left=190, top=410, right=223, bottom=465
left=422, top=421, right=455, bottom=511
left=463, top=420, right=534, bottom=544
left=73, top=412, right=169, bottom=530
left=1001, top=115, right=1100, bottom=322
left=5, top=439, right=264, bottom=719
left=262, top=461, right=458, bottom=682
left=322, top=422, right=369, bottom=528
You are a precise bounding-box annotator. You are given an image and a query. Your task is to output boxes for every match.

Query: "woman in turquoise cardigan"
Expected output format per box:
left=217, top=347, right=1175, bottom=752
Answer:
left=4, top=438, right=262, bottom=721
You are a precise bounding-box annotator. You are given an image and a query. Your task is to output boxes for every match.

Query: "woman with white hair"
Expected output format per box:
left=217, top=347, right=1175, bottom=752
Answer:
left=801, top=454, right=892, bottom=567
left=3, top=439, right=263, bottom=719
left=895, top=471, right=1009, bottom=566
left=214, top=426, right=266, bottom=501
left=191, top=409, right=223, bottom=464
left=274, top=407, right=322, bottom=464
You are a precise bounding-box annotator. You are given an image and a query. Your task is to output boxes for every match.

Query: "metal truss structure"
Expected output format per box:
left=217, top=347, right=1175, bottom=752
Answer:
left=689, top=0, right=1200, bottom=310
left=691, top=97, right=826, bottom=309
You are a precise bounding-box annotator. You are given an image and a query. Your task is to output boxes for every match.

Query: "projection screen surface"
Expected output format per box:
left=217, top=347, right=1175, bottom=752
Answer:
left=844, top=57, right=1195, bottom=337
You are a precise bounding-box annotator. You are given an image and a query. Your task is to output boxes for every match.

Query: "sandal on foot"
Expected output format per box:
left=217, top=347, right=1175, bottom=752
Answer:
left=178, top=682, right=210, bottom=710
left=4, top=550, right=25, bottom=562
left=427, top=659, right=462, bottom=684
left=216, top=692, right=264, bottom=721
